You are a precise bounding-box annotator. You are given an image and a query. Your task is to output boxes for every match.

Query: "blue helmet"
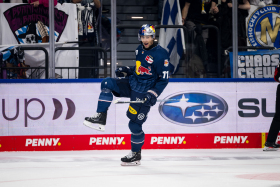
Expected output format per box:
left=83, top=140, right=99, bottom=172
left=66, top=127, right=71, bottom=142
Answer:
left=138, top=24, right=156, bottom=41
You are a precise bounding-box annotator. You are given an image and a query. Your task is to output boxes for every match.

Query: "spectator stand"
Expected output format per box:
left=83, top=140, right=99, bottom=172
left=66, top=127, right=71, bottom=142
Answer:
left=75, top=2, right=106, bottom=78
left=188, top=25, right=221, bottom=78
left=0, top=43, right=108, bottom=79
left=55, top=46, right=107, bottom=79
left=0, top=2, right=108, bottom=79
left=0, top=46, right=49, bottom=79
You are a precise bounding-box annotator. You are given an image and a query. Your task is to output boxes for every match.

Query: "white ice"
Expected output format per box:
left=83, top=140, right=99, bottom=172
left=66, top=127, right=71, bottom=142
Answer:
left=0, top=149, right=280, bottom=187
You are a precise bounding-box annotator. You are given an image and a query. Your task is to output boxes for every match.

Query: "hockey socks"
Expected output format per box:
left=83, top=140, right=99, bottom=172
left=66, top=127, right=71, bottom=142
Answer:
left=128, top=121, right=145, bottom=152
left=97, top=89, right=113, bottom=113
left=131, top=131, right=145, bottom=152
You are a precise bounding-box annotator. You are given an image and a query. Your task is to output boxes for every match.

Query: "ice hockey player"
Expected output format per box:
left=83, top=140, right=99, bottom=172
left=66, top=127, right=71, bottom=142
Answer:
left=263, top=63, right=280, bottom=151
left=83, top=24, right=171, bottom=165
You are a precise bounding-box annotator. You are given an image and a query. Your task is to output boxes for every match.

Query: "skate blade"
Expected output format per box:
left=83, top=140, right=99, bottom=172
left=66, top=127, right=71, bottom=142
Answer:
left=121, top=161, right=141, bottom=166
left=83, top=120, right=105, bottom=131
left=263, top=147, right=278, bottom=151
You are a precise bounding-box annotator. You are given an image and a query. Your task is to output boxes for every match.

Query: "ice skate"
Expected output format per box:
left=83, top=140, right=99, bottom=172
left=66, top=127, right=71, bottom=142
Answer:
left=121, top=150, right=141, bottom=166
left=263, top=142, right=280, bottom=151
left=83, top=112, right=107, bottom=131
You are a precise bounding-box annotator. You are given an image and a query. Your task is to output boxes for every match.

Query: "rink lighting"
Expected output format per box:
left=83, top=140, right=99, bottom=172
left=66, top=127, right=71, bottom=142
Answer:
left=131, top=17, right=143, bottom=19
left=106, top=63, right=118, bottom=65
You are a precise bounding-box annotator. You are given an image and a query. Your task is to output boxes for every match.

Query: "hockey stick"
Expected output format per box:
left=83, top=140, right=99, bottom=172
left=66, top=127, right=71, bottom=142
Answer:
left=113, top=98, right=189, bottom=104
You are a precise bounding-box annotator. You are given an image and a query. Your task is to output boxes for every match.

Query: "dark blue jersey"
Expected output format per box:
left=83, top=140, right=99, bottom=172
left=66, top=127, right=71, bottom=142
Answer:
left=129, top=44, right=170, bottom=96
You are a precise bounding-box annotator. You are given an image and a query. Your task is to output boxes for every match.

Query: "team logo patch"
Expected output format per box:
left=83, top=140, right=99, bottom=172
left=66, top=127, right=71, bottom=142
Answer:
left=135, top=61, right=152, bottom=75
left=142, top=51, right=144, bottom=54
left=247, top=5, right=280, bottom=48
left=164, top=59, right=169, bottom=67
left=158, top=91, right=228, bottom=126
left=138, top=113, right=145, bottom=120
left=145, top=55, right=154, bottom=64
left=129, top=106, right=137, bottom=114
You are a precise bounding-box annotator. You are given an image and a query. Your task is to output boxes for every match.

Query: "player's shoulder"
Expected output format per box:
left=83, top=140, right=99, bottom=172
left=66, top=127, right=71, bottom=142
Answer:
left=150, top=45, right=169, bottom=67
left=151, top=45, right=169, bottom=62
left=154, top=44, right=169, bottom=56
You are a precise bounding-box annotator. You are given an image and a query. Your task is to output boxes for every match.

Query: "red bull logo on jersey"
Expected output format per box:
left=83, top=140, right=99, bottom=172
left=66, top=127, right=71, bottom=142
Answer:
left=164, top=59, right=169, bottom=67
left=137, top=66, right=152, bottom=75
left=136, top=61, right=152, bottom=75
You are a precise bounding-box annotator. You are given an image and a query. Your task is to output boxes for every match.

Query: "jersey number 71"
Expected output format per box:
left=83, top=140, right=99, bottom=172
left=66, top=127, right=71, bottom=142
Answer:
left=163, top=71, right=169, bottom=79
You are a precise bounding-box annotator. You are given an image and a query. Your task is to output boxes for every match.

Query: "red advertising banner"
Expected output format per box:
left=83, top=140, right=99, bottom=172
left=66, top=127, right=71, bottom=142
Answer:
left=1, top=133, right=278, bottom=151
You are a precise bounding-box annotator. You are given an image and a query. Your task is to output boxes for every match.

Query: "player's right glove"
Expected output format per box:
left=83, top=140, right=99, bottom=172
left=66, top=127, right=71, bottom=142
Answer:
left=274, top=63, right=280, bottom=82
left=115, top=66, right=133, bottom=77
left=144, top=90, right=158, bottom=107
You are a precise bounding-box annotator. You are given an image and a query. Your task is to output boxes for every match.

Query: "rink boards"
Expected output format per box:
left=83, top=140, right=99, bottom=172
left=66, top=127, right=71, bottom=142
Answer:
left=0, top=79, right=279, bottom=151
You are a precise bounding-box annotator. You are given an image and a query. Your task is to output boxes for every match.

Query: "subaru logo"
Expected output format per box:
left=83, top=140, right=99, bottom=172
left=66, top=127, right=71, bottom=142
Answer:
left=158, top=91, right=228, bottom=126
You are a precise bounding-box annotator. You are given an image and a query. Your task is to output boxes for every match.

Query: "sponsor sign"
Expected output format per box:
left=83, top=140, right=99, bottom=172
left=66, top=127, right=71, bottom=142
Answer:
left=236, top=83, right=276, bottom=132
left=229, top=50, right=279, bottom=78
left=0, top=133, right=270, bottom=151
left=159, top=91, right=228, bottom=126
left=214, top=136, right=248, bottom=144
left=150, top=136, right=185, bottom=145
left=89, top=137, right=125, bottom=145
left=0, top=82, right=276, bottom=135
left=2, top=98, right=75, bottom=127
left=25, top=138, right=60, bottom=147
left=0, top=81, right=277, bottom=151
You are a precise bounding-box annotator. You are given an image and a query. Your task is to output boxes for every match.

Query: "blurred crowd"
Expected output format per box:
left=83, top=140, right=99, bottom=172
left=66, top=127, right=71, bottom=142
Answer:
left=179, top=0, right=280, bottom=78
left=1, top=0, right=280, bottom=78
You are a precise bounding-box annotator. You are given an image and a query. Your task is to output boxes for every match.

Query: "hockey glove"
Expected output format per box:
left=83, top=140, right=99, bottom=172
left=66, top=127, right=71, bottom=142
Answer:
left=115, top=66, right=133, bottom=77
left=144, top=90, right=158, bottom=106
left=274, top=63, right=280, bottom=82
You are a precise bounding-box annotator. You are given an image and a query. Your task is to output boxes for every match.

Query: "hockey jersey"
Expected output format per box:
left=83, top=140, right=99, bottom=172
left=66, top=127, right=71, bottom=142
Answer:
left=129, top=44, right=170, bottom=96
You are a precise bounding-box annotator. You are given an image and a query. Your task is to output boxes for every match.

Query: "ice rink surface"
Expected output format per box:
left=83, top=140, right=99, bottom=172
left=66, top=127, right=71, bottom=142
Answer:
left=0, top=149, right=279, bottom=187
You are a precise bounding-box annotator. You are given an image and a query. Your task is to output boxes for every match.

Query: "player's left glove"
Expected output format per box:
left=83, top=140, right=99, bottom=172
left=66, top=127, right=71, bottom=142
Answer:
left=274, top=63, right=280, bottom=82
left=115, top=66, right=133, bottom=77
left=144, top=90, right=158, bottom=106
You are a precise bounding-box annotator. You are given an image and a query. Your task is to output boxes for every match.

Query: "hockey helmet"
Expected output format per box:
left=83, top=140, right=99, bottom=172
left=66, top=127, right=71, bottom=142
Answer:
left=138, top=24, right=156, bottom=41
